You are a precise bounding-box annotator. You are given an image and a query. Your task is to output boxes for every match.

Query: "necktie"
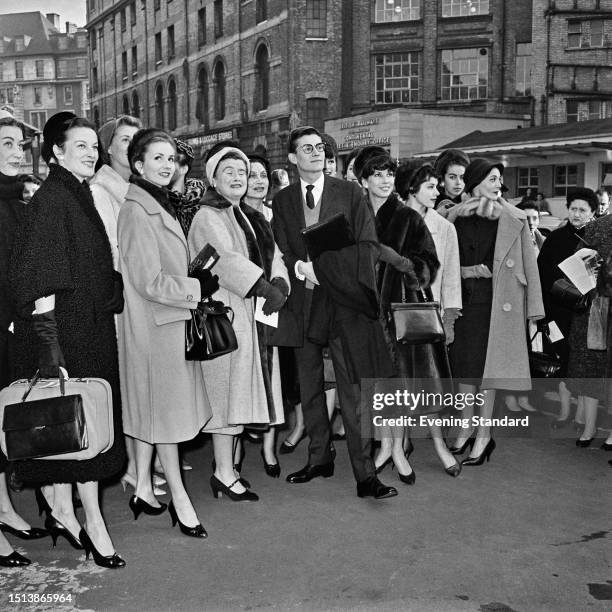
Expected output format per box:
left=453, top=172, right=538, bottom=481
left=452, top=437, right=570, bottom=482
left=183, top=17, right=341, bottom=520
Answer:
left=306, top=184, right=315, bottom=209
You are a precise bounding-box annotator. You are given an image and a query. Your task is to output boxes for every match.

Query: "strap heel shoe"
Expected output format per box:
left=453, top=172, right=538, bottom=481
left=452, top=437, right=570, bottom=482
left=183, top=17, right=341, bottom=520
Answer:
left=44, top=515, right=83, bottom=549
left=461, top=439, right=496, bottom=466
left=79, top=529, right=125, bottom=569
left=168, top=502, right=207, bottom=538
left=278, top=432, right=305, bottom=455
left=0, top=521, right=48, bottom=540
left=210, top=475, right=259, bottom=501
left=128, top=495, right=167, bottom=521
left=0, top=550, right=31, bottom=567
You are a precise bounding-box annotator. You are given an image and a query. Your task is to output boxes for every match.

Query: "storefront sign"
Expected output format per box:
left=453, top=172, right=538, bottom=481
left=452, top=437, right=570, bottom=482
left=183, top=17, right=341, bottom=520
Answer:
left=338, top=116, right=390, bottom=151
left=186, top=130, right=234, bottom=147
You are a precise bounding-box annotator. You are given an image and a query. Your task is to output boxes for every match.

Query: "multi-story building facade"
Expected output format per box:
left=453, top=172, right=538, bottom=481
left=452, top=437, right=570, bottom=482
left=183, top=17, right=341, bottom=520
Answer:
left=532, top=0, right=612, bottom=126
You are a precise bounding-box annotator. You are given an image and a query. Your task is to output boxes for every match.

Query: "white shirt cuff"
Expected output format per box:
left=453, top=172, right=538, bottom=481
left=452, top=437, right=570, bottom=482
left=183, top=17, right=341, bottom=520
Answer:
left=294, top=260, right=305, bottom=281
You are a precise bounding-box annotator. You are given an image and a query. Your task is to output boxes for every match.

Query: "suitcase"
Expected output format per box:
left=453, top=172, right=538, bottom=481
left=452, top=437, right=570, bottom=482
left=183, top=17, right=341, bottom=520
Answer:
left=0, top=374, right=114, bottom=461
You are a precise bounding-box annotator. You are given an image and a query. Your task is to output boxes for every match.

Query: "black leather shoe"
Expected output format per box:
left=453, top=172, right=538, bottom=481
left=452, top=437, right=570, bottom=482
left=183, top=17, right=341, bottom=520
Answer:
left=0, top=550, right=31, bottom=567
left=600, top=442, right=612, bottom=451
left=286, top=462, right=334, bottom=483
left=356, top=477, right=398, bottom=499
left=0, top=521, right=48, bottom=540
left=576, top=437, right=594, bottom=448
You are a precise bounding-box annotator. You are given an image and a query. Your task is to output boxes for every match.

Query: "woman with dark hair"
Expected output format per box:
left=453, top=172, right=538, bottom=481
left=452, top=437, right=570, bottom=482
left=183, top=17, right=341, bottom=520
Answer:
left=445, top=159, right=544, bottom=465
left=117, top=128, right=216, bottom=538
left=188, top=142, right=290, bottom=499
left=344, top=146, right=363, bottom=184
left=433, top=148, right=470, bottom=214
left=355, top=148, right=441, bottom=483
left=538, top=188, right=598, bottom=431
left=10, top=112, right=126, bottom=568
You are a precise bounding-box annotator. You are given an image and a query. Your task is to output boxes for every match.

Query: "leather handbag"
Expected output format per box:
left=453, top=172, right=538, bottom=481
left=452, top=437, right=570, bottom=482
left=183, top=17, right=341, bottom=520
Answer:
left=529, top=325, right=561, bottom=378
left=390, top=278, right=445, bottom=345
left=550, top=278, right=590, bottom=312
left=185, top=299, right=238, bottom=360
left=0, top=371, right=114, bottom=461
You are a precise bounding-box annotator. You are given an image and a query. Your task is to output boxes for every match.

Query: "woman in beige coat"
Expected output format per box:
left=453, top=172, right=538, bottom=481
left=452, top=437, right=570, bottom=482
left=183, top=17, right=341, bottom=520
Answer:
left=117, top=128, right=216, bottom=538
left=188, top=144, right=289, bottom=502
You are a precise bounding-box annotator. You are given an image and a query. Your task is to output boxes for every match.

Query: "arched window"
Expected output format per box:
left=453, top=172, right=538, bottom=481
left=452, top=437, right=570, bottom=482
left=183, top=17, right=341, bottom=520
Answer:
left=167, top=78, right=177, bottom=131
left=196, top=65, right=209, bottom=128
left=213, top=59, right=225, bottom=121
left=132, top=90, right=140, bottom=118
left=155, top=82, right=164, bottom=128
left=254, top=44, right=269, bottom=112
left=122, top=94, right=130, bottom=115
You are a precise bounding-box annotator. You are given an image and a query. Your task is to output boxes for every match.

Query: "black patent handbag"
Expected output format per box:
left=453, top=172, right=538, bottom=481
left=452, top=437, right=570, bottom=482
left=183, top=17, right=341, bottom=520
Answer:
left=528, top=325, right=562, bottom=378
left=185, top=299, right=238, bottom=361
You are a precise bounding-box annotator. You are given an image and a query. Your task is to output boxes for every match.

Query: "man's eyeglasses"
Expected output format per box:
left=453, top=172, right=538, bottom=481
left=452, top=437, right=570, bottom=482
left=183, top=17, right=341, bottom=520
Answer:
left=297, top=143, right=326, bottom=155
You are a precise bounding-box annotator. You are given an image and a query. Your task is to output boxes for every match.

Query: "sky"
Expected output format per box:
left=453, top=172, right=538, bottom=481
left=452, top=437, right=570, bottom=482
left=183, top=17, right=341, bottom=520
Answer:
left=0, top=1, right=87, bottom=29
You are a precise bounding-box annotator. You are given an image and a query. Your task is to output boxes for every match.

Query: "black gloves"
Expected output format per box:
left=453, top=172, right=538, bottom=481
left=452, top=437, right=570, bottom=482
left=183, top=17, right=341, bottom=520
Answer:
left=105, top=271, right=125, bottom=314
left=250, top=277, right=287, bottom=315
left=191, top=268, right=220, bottom=299
left=32, top=310, right=66, bottom=378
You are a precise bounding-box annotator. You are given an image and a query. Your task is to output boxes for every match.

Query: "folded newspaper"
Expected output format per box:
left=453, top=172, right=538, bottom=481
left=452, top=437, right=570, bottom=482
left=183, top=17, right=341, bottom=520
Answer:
left=558, top=248, right=598, bottom=295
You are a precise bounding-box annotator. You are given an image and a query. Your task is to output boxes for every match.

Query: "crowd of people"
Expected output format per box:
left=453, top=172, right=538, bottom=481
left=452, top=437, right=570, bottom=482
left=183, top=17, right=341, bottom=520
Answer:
left=0, top=112, right=611, bottom=571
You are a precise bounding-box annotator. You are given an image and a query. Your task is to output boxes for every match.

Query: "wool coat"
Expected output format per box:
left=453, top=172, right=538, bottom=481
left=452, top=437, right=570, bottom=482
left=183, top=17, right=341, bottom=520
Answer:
left=117, top=180, right=211, bottom=443
left=9, top=164, right=126, bottom=484
left=448, top=201, right=544, bottom=390
left=188, top=189, right=289, bottom=431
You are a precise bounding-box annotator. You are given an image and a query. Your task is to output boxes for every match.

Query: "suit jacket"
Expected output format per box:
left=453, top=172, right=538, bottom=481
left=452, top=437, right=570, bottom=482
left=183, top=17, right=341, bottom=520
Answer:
left=271, top=175, right=378, bottom=345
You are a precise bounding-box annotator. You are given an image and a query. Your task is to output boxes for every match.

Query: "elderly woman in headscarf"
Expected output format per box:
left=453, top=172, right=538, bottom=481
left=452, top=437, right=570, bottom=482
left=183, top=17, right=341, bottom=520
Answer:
left=188, top=142, right=290, bottom=501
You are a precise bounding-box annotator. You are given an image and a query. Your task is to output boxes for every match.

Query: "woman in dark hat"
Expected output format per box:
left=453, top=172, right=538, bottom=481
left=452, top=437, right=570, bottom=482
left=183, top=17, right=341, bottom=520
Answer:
left=445, top=158, right=544, bottom=465
left=9, top=112, right=127, bottom=568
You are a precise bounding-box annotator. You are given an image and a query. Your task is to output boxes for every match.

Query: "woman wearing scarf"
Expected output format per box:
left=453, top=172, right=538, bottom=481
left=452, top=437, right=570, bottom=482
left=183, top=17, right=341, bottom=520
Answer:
left=188, top=143, right=290, bottom=501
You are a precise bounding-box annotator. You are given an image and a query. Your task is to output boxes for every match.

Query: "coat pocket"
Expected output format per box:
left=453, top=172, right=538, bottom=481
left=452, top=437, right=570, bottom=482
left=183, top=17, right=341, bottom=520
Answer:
left=514, top=271, right=527, bottom=286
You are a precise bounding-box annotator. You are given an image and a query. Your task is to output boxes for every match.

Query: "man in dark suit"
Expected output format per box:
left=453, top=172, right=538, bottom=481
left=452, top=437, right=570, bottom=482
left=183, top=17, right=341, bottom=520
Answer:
left=272, top=126, right=397, bottom=499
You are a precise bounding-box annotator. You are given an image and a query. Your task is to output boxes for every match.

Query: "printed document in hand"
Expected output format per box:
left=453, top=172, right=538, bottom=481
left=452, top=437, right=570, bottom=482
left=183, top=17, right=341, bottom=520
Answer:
left=558, top=248, right=597, bottom=295
left=255, top=298, right=278, bottom=328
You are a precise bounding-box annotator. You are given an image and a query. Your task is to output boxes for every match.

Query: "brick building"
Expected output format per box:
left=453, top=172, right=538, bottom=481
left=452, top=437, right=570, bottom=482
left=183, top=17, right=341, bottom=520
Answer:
left=86, top=0, right=350, bottom=171
left=532, top=0, right=612, bottom=126
left=0, top=12, right=89, bottom=173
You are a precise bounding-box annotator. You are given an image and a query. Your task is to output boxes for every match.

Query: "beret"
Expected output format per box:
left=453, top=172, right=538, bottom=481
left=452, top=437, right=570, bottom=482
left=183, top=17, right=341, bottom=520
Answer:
left=463, top=158, right=504, bottom=195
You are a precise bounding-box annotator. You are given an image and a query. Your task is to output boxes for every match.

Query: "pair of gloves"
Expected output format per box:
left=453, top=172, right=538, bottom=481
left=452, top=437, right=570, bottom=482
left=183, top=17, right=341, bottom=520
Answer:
left=379, top=244, right=431, bottom=288
left=249, top=277, right=289, bottom=315
left=190, top=268, right=220, bottom=300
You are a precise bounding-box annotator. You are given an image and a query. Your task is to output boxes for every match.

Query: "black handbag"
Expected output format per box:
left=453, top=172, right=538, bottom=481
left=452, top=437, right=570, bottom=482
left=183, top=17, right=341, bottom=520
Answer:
left=390, top=278, right=445, bottom=345
left=550, top=278, right=590, bottom=312
left=529, top=325, right=562, bottom=378
left=185, top=299, right=238, bottom=361
left=1, top=371, right=87, bottom=461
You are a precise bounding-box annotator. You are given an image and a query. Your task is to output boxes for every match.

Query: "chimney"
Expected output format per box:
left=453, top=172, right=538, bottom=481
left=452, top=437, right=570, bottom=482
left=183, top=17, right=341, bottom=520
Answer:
left=65, top=22, right=77, bottom=34
left=46, top=13, right=60, bottom=29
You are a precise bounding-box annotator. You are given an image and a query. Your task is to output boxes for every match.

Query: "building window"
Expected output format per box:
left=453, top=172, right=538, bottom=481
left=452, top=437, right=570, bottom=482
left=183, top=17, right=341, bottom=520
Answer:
left=132, top=46, right=138, bottom=76
left=5, top=87, right=14, bottom=104
left=441, top=48, right=488, bottom=100
left=15, top=61, right=23, bottom=80
left=375, top=52, right=419, bottom=104
left=256, top=0, right=267, bottom=23
left=168, top=78, right=177, bottom=131
left=213, top=60, right=226, bottom=120
left=30, top=111, right=46, bottom=130
left=167, top=25, right=175, bottom=61
left=132, top=90, right=140, bottom=117
left=306, top=0, right=327, bottom=38
left=155, top=32, right=162, bottom=65
left=34, top=87, right=42, bottom=105
left=155, top=82, right=164, bottom=128
left=77, top=58, right=87, bottom=76
left=554, top=165, right=578, bottom=197
left=121, top=8, right=126, bottom=32
left=196, top=66, right=209, bottom=128
left=214, top=0, right=223, bottom=39
left=374, top=0, right=420, bottom=22
left=92, top=66, right=99, bottom=94
left=122, top=94, right=130, bottom=115
left=567, top=19, right=604, bottom=48
left=566, top=99, right=612, bottom=122
left=305, top=97, right=328, bottom=132
left=130, top=2, right=137, bottom=26
left=35, top=60, right=44, bottom=78
left=517, top=167, right=539, bottom=197
left=515, top=43, right=532, bottom=96
left=154, top=0, right=161, bottom=10
left=0, top=63, right=3, bottom=81
left=91, top=30, right=97, bottom=52
left=442, top=0, right=489, bottom=17
left=64, top=85, right=73, bottom=105
left=254, top=44, right=270, bottom=111
left=198, top=8, right=206, bottom=47
left=122, top=51, right=128, bottom=80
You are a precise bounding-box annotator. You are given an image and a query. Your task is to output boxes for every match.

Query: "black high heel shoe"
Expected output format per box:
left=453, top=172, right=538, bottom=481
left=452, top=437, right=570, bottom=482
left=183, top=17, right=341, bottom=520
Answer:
left=278, top=432, right=305, bottom=455
left=449, top=437, right=476, bottom=455
left=0, top=521, right=48, bottom=540
left=44, top=515, right=83, bottom=549
left=375, top=456, right=392, bottom=474
left=444, top=461, right=462, bottom=478
left=211, top=460, right=251, bottom=488
left=35, top=488, right=52, bottom=517
left=461, top=439, right=496, bottom=466
left=168, top=502, right=207, bottom=538
left=260, top=449, right=281, bottom=478
left=210, top=475, right=259, bottom=502
left=398, top=469, right=416, bottom=485
left=79, top=529, right=125, bottom=569
left=128, top=495, right=167, bottom=521
left=575, top=437, right=594, bottom=448
left=0, top=550, right=31, bottom=567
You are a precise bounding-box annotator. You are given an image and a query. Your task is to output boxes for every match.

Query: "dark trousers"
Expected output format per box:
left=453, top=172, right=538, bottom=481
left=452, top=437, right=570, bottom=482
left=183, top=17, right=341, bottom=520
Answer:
left=294, top=295, right=375, bottom=483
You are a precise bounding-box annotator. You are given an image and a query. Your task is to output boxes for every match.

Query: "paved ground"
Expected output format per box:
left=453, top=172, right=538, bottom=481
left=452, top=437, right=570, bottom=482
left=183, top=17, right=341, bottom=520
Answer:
left=1, top=403, right=610, bottom=612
